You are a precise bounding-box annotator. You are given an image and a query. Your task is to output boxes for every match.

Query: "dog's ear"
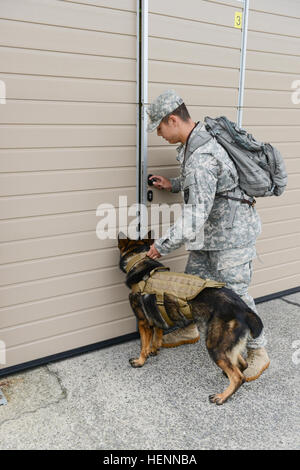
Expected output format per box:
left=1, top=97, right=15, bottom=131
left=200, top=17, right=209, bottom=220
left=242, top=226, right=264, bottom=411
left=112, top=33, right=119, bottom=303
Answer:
left=118, top=232, right=129, bottom=250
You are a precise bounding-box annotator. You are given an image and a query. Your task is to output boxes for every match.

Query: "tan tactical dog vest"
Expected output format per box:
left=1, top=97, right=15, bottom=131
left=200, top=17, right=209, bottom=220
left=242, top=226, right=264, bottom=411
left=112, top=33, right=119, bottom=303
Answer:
left=127, top=253, right=225, bottom=328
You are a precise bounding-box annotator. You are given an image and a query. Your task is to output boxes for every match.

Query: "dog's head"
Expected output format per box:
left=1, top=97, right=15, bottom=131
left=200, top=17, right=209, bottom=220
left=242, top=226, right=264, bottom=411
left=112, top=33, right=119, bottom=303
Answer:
left=117, top=231, right=154, bottom=273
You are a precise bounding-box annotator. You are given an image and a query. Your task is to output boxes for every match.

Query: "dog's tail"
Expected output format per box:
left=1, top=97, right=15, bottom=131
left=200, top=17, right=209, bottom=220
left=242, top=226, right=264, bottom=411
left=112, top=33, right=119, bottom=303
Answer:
left=246, top=309, right=264, bottom=338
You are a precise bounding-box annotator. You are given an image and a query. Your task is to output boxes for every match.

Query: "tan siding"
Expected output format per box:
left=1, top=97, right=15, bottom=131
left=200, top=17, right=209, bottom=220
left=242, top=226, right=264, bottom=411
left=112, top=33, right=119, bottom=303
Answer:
left=0, top=103, right=135, bottom=125
left=0, top=188, right=137, bottom=220
left=150, top=83, right=237, bottom=107
left=0, top=234, right=120, bottom=265
left=4, top=317, right=137, bottom=368
left=246, top=51, right=299, bottom=74
left=0, top=125, right=135, bottom=148
left=150, top=62, right=239, bottom=88
left=1, top=0, right=135, bottom=35
left=214, top=0, right=300, bottom=18
left=247, top=32, right=300, bottom=56
left=257, top=190, right=300, bottom=208
left=257, top=233, right=300, bottom=254
left=0, top=48, right=135, bottom=81
left=245, top=0, right=300, bottom=295
left=188, top=107, right=300, bottom=128
left=0, top=211, right=113, bottom=243
left=258, top=204, right=300, bottom=224
left=1, top=297, right=133, bottom=348
left=0, top=295, right=130, bottom=329
left=250, top=275, right=300, bottom=299
left=253, top=260, right=300, bottom=286
left=149, top=0, right=244, bottom=26
left=257, top=219, right=300, bottom=240
left=150, top=12, right=238, bottom=48
left=244, top=89, right=298, bottom=109
left=63, top=0, right=136, bottom=12
left=0, top=19, right=136, bottom=59
left=251, top=0, right=300, bottom=16
left=1, top=0, right=299, bottom=373
left=150, top=37, right=240, bottom=69
left=0, top=147, right=136, bottom=172
left=0, top=168, right=136, bottom=196
left=248, top=9, right=300, bottom=38
left=255, top=246, right=300, bottom=268
left=0, top=74, right=135, bottom=103
left=246, top=70, right=300, bottom=91
left=149, top=0, right=300, bottom=37
left=1, top=268, right=128, bottom=308
left=0, top=0, right=137, bottom=370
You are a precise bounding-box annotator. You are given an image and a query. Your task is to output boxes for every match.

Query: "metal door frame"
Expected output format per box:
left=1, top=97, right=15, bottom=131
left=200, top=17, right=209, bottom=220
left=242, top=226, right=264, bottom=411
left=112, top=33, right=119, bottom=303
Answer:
left=136, top=0, right=148, bottom=238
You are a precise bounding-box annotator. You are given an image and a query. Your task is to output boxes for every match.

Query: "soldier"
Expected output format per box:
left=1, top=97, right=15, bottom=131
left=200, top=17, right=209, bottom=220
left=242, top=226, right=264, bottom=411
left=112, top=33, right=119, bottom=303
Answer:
left=146, top=89, right=270, bottom=382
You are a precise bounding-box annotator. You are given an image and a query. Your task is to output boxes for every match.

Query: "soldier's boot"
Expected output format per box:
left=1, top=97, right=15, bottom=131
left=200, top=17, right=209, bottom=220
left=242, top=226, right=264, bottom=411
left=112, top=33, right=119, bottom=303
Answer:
left=243, top=347, right=270, bottom=382
left=161, top=323, right=200, bottom=348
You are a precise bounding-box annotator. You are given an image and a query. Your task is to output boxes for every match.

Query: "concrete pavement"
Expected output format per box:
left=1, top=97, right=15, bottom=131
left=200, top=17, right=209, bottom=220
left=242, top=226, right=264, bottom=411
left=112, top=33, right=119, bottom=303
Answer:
left=0, top=293, right=299, bottom=450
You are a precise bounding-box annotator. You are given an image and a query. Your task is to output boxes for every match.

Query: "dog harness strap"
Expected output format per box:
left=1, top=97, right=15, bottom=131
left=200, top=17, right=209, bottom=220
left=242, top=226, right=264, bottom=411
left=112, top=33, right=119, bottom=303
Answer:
left=131, top=280, right=146, bottom=294
left=149, top=266, right=170, bottom=276
left=155, top=292, right=175, bottom=327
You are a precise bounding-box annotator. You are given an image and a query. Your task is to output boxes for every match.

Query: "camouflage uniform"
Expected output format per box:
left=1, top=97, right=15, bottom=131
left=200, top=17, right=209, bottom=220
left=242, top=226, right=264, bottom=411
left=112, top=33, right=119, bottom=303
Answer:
left=147, top=91, right=266, bottom=349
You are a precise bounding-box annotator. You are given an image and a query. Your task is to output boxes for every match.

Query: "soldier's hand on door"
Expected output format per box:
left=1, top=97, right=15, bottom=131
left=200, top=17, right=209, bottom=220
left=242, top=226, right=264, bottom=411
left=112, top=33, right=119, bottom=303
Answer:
left=149, top=175, right=172, bottom=191
left=147, top=244, right=162, bottom=259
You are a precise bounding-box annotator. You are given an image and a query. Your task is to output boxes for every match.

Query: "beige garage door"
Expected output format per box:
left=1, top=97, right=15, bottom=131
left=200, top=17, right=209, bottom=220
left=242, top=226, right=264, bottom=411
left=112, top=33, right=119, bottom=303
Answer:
left=1, top=0, right=299, bottom=374
left=147, top=0, right=300, bottom=298
left=147, top=0, right=240, bottom=274
left=0, top=0, right=137, bottom=372
left=243, top=0, right=300, bottom=297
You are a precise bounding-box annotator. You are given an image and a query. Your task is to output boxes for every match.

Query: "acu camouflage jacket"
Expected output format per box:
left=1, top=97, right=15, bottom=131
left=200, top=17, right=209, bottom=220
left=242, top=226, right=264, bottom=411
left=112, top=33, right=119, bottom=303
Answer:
left=154, top=122, right=261, bottom=255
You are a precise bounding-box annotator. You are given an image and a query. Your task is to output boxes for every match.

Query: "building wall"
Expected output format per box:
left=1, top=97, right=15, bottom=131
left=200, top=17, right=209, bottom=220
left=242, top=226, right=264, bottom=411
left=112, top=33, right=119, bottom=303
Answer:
left=0, top=0, right=137, bottom=371
left=0, top=0, right=299, bottom=371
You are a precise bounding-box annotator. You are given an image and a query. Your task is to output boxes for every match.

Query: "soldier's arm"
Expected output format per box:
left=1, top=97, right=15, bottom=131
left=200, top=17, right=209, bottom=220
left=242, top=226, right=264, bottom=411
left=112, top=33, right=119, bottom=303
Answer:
left=154, top=153, right=218, bottom=255
left=169, top=176, right=182, bottom=193
left=150, top=175, right=181, bottom=193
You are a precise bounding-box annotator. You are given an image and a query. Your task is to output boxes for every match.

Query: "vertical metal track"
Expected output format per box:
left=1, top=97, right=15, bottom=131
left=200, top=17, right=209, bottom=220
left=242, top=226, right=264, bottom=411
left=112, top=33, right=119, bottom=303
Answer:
left=237, top=0, right=250, bottom=129
left=136, top=0, right=148, bottom=238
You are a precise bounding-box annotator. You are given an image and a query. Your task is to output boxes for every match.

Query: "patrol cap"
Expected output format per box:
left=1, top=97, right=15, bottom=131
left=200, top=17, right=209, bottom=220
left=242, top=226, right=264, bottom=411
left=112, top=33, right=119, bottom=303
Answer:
left=146, top=89, right=184, bottom=133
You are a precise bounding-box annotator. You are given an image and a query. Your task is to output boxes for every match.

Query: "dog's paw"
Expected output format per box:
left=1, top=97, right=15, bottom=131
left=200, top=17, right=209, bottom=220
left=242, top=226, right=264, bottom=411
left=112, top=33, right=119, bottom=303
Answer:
left=149, top=350, right=158, bottom=356
left=129, top=358, right=144, bottom=368
left=209, top=393, right=226, bottom=405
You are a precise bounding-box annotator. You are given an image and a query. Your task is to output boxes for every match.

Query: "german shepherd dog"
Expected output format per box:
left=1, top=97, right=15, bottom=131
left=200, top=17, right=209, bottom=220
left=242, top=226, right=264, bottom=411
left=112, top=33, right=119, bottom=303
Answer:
left=118, top=233, right=263, bottom=405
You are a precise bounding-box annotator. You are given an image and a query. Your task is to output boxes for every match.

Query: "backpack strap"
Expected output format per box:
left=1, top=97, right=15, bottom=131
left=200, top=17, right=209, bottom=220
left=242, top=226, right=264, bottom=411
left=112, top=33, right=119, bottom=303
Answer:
left=183, top=126, right=213, bottom=167
left=217, top=193, right=256, bottom=207
left=217, top=187, right=256, bottom=229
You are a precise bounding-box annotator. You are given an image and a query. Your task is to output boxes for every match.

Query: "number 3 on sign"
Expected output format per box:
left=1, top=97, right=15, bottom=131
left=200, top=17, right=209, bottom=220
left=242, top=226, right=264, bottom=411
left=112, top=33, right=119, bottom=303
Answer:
left=234, top=12, right=242, bottom=29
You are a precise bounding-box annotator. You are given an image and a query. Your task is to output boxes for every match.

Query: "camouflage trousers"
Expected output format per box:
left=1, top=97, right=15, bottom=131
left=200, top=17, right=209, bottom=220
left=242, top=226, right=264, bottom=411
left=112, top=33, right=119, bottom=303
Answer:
left=184, top=246, right=266, bottom=349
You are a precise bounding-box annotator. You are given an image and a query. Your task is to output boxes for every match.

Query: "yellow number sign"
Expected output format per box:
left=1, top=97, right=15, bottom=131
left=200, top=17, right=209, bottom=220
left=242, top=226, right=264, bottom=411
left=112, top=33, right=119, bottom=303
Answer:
left=234, top=12, right=242, bottom=29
